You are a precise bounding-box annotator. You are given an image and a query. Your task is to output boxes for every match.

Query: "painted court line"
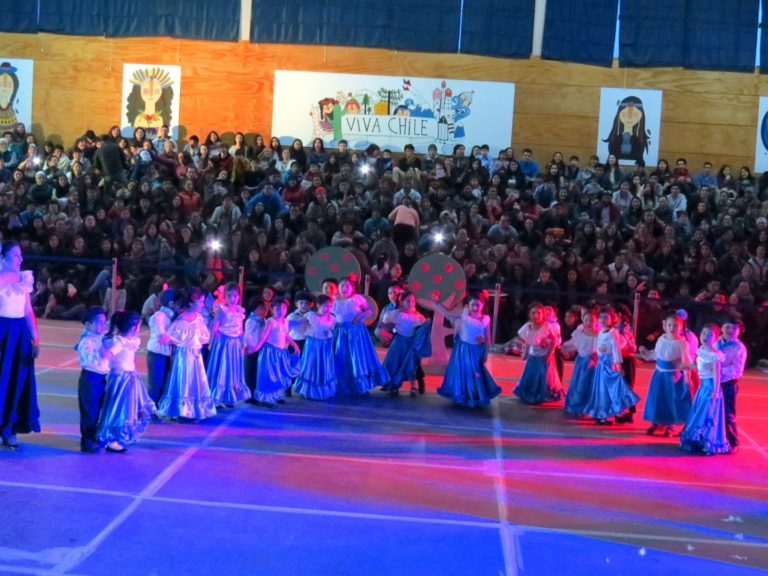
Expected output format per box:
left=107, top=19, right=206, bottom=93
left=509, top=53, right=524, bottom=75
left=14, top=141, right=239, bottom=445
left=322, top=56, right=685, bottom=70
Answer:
left=46, top=410, right=241, bottom=576
left=492, top=401, right=519, bottom=576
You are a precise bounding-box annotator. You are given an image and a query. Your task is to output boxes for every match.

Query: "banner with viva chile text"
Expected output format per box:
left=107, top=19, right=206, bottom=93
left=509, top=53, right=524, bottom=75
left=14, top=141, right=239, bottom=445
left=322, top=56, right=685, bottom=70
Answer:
left=272, top=70, right=516, bottom=155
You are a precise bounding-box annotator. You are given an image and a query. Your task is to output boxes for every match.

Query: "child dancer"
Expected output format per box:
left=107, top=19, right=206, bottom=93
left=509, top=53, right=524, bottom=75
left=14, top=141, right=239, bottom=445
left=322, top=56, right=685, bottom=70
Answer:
left=293, top=295, right=337, bottom=400
left=158, top=288, right=217, bottom=421
left=614, top=307, right=638, bottom=424
left=514, top=303, right=564, bottom=404
left=76, top=307, right=109, bottom=453
left=582, top=307, right=640, bottom=425
left=545, top=305, right=565, bottom=381
left=381, top=291, right=431, bottom=396
left=681, top=324, right=731, bottom=455
left=561, top=307, right=598, bottom=416
left=253, top=297, right=301, bottom=407
left=717, top=321, right=747, bottom=453
left=207, top=282, right=251, bottom=408
left=332, top=276, right=389, bottom=395
left=374, top=284, right=403, bottom=346
left=244, top=298, right=268, bottom=402
left=286, top=291, right=313, bottom=397
left=435, top=291, right=501, bottom=408
left=640, top=314, right=692, bottom=436
left=97, top=311, right=156, bottom=453
left=146, top=289, right=176, bottom=405
left=677, top=309, right=700, bottom=395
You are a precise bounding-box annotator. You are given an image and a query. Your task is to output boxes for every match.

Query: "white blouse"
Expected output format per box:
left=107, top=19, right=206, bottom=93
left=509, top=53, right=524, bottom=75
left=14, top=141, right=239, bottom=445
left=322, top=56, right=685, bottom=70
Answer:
left=169, top=314, right=211, bottom=351
left=697, top=346, right=725, bottom=380
left=0, top=270, right=33, bottom=318
left=596, top=328, right=623, bottom=365
left=652, top=334, right=688, bottom=364
left=518, top=321, right=553, bottom=357
left=458, top=310, right=490, bottom=345
left=384, top=310, right=426, bottom=338
left=106, top=335, right=141, bottom=372
left=306, top=312, right=336, bottom=340
left=332, top=294, right=369, bottom=324
left=562, top=325, right=598, bottom=358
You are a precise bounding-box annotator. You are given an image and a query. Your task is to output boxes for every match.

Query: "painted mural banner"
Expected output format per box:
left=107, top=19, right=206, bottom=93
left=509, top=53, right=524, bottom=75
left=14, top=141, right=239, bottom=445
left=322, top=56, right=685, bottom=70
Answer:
left=0, top=59, right=34, bottom=133
left=597, top=87, right=663, bottom=166
left=120, top=63, right=182, bottom=141
left=272, top=70, right=516, bottom=154
left=755, top=96, right=768, bottom=173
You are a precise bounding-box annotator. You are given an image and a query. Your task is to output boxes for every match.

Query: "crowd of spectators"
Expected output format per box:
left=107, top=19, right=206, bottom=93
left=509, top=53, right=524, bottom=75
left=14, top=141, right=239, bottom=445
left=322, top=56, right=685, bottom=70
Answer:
left=1, top=122, right=767, bottom=363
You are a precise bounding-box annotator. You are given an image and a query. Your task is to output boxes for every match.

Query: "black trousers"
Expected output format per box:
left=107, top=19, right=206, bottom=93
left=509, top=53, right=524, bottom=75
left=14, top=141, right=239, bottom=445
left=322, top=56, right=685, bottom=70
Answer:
left=622, top=356, right=636, bottom=414
left=78, top=369, right=107, bottom=449
left=146, top=351, right=172, bottom=404
left=721, top=379, right=739, bottom=448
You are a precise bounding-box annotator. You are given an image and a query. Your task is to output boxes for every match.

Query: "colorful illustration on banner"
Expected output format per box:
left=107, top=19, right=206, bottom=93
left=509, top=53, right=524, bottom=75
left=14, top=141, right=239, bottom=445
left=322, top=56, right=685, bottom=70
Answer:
left=754, top=96, right=768, bottom=173
left=597, top=87, right=662, bottom=167
left=310, top=80, right=474, bottom=147
left=121, top=64, right=181, bottom=141
left=603, top=96, right=649, bottom=163
left=0, top=59, right=33, bottom=133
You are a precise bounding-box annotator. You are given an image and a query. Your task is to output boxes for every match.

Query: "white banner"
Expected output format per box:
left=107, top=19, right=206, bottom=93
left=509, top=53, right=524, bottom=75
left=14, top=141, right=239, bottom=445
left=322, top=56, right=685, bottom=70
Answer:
left=120, top=63, right=182, bottom=141
left=597, top=87, right=663, bottom=166
left=0, top=59, right=34, bottom=133
left=272, top=70, right=515, bottom=155
left=755, top=96, right=768, bottom=173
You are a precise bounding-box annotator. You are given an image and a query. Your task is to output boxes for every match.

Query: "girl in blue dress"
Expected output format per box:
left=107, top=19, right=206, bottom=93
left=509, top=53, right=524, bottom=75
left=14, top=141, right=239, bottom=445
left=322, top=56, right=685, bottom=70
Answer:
left=381, top=291, right=431, bottom=396
left=561, top=307, right=599, bottom=416
left=640, top=314, right=692, bottom=437
left=680, top=324, right=731, bottom=455
left=434, top=291, right=501, bottom=408
left=97, top=311, right=156, bottom=453
left=294, top=295, right=337, bottom=400
left=253, top=297, right=301, bottom=407
left=158, top=288, right=217, bottom=422
left=332, top=277, right=389, bottom=395
left=207, top=282, right=251, bottom=408
left=514, top=303, right=563, bottom=404
left=244, top=298, right=268, bottom=402
left=582, top=307, right=640, bottom=425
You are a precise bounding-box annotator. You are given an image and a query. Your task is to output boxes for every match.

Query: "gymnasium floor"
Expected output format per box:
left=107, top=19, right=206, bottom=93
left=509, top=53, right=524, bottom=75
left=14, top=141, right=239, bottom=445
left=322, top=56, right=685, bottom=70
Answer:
left=0, top=319, right=766, bottom=576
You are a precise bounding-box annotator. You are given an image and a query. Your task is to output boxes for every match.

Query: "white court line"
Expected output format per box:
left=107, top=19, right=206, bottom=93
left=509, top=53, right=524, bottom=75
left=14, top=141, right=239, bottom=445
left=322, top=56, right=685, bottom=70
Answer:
left=492, top=401, right=519, bottom=576
left=35, top=357, right=79, bottom=377
left=46, top=410, right=241, bottom=576
left=740, top=428, right=768, bottom=462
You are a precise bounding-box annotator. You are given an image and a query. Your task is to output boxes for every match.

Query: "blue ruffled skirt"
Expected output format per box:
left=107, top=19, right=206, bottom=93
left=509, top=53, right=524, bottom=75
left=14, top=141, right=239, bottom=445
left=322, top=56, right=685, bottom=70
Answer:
left=643, top=360, right=692, bottom=425
left=382, top=322, right=432, bottom=390
left=680, top=377, right=731, bottom=455
left=0, top=317, right=40, bottom=436
left=514, top=354, right=563, bottom=404
left=583, top=353, right=640, bottom=420
left=437, top=337, right=501, bottom=408
left=158, top=348, right=217, bottom=420
left=294, top=337, right=337, bottom=400
left=97, top=370, right=155, bottom=445
left=334, top=322, right=389, bottom=395
left=255, top=343, right=300, bottom=404
left=207, top=335, right=251, bottom=406
left=564, top=353, right=597, bottom=415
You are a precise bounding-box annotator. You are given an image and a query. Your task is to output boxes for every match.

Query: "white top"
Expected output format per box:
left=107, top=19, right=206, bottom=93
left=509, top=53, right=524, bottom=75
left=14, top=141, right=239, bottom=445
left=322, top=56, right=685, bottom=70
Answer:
left=517, top=321, right=553, bottom=357
left=76, top=331, right=110, bottom=375
left=265, top=317, right=290, bottom=348
left=105, top=335, right=141, bottom=373
left=147, top=307, right=174, bottom=356
left=596, top=328, right=623, bottom=365
left=215, top=303, right=245, bottom=338
left=458, top=309, right=490, bottom=345
left=697, top=346, right=724, bottom=380
left=287, top=309, right=308, bottom=341
left=332, top=294, right=370, bottom=324
left=0, top=270, right=33, bottom=318
left=244, top=314, right=266, bottom=350
left=718, top=338, right=747, bottom=382
left=562, top=325, right=598, bottom=358
left=548, top=318, right=562, bottom=347
left=384, top=310, right=426, bottom=338
left=306, top=312, right=335, bottom=340
left=651, top=334, right=688, bottom=364
left=168, top=314, right=210, bottom=351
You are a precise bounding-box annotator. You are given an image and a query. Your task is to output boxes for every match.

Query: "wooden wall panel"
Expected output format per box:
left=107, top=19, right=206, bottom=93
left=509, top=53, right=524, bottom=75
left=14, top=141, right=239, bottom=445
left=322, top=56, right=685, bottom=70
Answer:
left=0, top=32, right=763, bottom=169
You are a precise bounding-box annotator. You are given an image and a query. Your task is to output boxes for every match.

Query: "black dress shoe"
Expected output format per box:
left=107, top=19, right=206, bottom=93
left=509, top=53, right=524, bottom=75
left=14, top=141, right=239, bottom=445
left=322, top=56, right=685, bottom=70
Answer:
left=418, top=379, right=426, bottom=395
left=615, top=413, right=634, bottom=424
left=276, top=399, right=286, bottom=404
left=2, top=436, right=21, bottom=450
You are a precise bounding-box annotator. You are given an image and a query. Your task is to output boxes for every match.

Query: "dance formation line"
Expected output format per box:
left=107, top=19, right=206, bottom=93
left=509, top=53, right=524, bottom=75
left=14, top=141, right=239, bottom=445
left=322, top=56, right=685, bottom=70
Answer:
left=0, top=242, right=746, bottom=456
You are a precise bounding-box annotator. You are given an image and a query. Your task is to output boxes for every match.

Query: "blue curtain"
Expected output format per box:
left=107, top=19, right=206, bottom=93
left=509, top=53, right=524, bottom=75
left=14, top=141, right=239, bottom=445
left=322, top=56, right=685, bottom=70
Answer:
left=38, top=0, right=104, bottom=35
left=461, top=0, right=534, bottom=58
left=685, top=0, right=758, bottom=72
left=251, top=0, right=460, bottom=53
left=0, top=0, right=38, bottom=34
left=39, top=0, right=239, bottom=41
left=542, top=0, right=618, bottom=67
left=623, top=0, right=758, bottom=72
